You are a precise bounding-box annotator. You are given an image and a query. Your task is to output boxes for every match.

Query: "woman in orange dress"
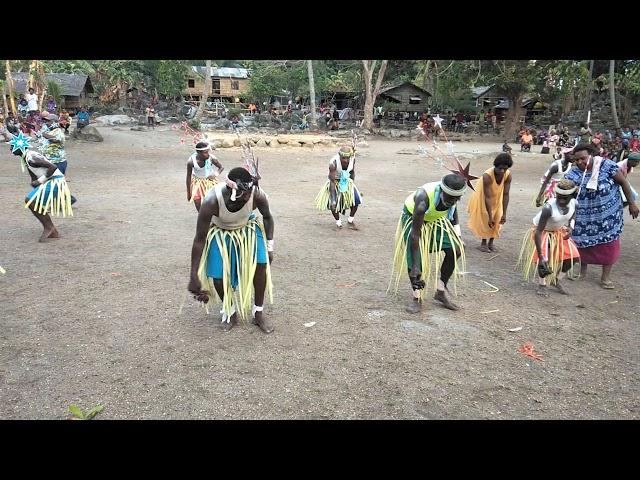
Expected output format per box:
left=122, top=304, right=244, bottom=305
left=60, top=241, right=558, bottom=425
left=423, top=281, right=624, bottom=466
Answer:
left=466, top=153, right=513, bottom=252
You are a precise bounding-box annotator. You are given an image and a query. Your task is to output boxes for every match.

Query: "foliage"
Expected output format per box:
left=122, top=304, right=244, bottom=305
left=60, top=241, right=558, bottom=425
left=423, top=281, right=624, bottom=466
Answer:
left=46, top=80, right=63, bottom=104
left=187, top=118, right=201, bottom=131
left=69, top=404, right=104, bottom=420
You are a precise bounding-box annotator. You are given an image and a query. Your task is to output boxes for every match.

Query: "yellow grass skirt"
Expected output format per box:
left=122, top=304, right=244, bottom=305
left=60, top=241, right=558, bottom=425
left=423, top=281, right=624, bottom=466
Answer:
left=190, top=176, right=218, bottom=202
left=314, top=179, right=359, bottom=212
left=516, top=227, right=580, bottom=285
left=389, top=213, right=465, bottom=301
left=25, top=176, right=73, bottom=217
left=197, top=218, right=273, bottom=320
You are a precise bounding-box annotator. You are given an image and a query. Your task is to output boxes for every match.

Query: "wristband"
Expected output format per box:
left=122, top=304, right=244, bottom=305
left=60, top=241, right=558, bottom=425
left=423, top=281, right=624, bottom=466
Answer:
left=37, top=175, right=47, bottom=184
left=267, top=240, right=274, bottom=252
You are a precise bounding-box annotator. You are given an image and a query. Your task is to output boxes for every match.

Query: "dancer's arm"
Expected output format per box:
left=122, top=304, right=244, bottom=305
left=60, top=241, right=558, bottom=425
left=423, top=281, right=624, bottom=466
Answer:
left=255, top=190, right=274, bottom=264
left=188, top=194, right=219, bottom=300
left=536, top=164, right=558, bottom=206
left=328, top=162, right=338, bottom=210
left=501, top=173, right=512, bottom=224
left=483, top=173, right=495, bottom=228
left=613, top=169, right=639, bottom=218
left=186, top=159, right=193, bottom=201
left=409, top=189, right=428, bottom=281
left=534, top=205, right=552, bottom=269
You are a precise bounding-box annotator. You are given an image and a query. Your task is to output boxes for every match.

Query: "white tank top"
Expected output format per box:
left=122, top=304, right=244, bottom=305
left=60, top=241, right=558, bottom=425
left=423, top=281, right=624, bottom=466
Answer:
left=533, top=198, right=576, bottom=231
left=544, top=159, right=572, bottom=181
left=25, top=150, right=63, bottom=178
left=189, top=153, right=213, bottom=178
left=211, top=183, right=255, bottom=230
left=331, top=154, right=354, bottom=175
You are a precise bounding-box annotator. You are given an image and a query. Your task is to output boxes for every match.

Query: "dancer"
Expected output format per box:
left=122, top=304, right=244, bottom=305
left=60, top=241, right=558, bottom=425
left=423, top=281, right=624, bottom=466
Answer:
left=186, top=141, right=224, bottom=212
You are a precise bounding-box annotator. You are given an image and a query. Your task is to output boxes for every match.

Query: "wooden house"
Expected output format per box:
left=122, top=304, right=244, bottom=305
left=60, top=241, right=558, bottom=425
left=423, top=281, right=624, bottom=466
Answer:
left=183, top=66, right=250, bottom=103
left=8, top=72, right=94, bottom=111
left=376, top=81, right=431, bottom=113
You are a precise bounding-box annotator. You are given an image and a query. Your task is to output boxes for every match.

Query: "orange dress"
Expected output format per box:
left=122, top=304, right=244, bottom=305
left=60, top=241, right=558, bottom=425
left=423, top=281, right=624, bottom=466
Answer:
left=467, top=167, right=510, bottom=239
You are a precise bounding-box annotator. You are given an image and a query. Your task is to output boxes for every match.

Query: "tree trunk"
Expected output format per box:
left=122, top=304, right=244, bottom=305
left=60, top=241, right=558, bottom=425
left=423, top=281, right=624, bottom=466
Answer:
left=609, top=60, right=620, bottom=131
left=307, top=60, right=317, bottom=127
left=361, top=60, right=388, bottom=130
left=5, top=60, right=16, bottom=114
left=584, top=60, right=594, bottom=110
left=504, top=93, right=524, bottom=140
left=195, top=60, right=212, bottom=122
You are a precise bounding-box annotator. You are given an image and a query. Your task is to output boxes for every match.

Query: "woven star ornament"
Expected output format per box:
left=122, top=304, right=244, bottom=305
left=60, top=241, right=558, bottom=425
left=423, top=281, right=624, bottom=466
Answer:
left=9, top=130, right=30, bottom=154
left=449, top=157, right=479, bottom=191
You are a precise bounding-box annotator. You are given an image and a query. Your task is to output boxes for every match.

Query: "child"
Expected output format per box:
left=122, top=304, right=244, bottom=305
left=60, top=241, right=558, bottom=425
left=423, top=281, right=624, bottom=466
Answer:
left=186, top=141, right=224, bottom=212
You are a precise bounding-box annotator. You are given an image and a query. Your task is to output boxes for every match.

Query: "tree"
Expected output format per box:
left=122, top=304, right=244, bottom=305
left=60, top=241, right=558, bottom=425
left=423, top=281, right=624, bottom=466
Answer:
left=46, top=80, right=63, bottom=107
left=94, top=60, right=144, bottom=107
left=5, top=60, right=16, bottom=114
left=361, top=60, right=388, bottom=130
left=609, top=60, right=620, bottom=131
left=195, top=60, right=212, bottom=122
left=307, top=60, right=317, bottom=126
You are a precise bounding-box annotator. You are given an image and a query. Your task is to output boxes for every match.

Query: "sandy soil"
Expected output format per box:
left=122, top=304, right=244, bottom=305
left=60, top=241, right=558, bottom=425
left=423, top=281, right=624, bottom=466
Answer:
left=0, top=125, right=638, bottom=419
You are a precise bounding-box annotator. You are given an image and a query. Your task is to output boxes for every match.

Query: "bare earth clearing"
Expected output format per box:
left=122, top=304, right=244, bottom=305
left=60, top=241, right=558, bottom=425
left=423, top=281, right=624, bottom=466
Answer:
left=1, top=126, right=638, bottom=419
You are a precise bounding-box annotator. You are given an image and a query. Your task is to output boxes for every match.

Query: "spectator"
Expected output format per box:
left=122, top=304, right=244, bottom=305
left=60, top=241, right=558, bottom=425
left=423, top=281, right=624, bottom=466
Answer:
left=145, top=105, right=156, bottom=129
left=76, top=106, right=90, bottom=131
left=521, top=129, right=533, bottom=152
left=630, top=134, right=640, bottom=152
left=332, top=108, right=339, bottom=130
left=18, top=94, right=29, bottom=115
left=621, top=127, right=632, bottom=140
left=46, top=95, right=57, bottom=114
left=26, top=88, right=39, bottom=114
left=59, top=110, right=71, bottom=135
left=5, top=111, right=20, bottom=136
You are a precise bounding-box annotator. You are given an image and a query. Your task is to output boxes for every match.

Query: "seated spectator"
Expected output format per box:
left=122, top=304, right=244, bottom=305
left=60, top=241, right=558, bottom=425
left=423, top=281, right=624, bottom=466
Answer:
left=631, top=134, right=640, bottom=152
left=59, top=110, right=71, bottom=135
left=521, top=129, right=533, bottom=152
left=502, top=141, right=512, bottom=154
left=46, top=95, right=57, bottom=114
left=76, top=106, right=90, bottom=130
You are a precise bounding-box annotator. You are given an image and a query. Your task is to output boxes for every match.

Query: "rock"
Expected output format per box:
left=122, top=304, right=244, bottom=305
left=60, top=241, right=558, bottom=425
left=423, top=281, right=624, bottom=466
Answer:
left=264, top=139, right=271, bottom=146
left=356, top=141, right=369, bottom=148
left=222, top=139, right=234, bottom=148
left=211, top=140, right=223, bottom=148
left=277, top=137, right=289, bottom=144
left=256, top=139, right=267, bottom=147
left=137, top=115, right=147, bottom=125
left=130, top=126, right=146, bottom=132
left=74, top=125, right=103, bottom=142
left=95, top=115, right=136, bottom=126
left=303, top=142, right=314, bottom=148
left=233, top=138, right=241, bottom=147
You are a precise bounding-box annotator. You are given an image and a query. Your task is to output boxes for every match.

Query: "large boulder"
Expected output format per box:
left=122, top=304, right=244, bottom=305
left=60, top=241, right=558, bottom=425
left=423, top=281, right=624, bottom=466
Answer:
left=95, top=115, right=136, bottom=126
left=221, top=139, right=234, bottom=148
left=74, top=126, right=103, bottom=142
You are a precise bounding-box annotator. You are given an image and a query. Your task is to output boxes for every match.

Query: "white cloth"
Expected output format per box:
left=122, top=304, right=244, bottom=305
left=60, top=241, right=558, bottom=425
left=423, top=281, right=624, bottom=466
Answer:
left=533, top=198, right=576, bottom=231
left=26, top=93, right=38, bottom=111
left=585, top=156, right=603, bottom=191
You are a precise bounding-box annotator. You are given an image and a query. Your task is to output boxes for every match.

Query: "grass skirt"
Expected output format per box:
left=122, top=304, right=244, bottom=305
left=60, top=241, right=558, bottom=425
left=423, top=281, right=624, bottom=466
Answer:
left=25, top=176, right=73, bottom=217
left=190, top=176, right=218, bottom=202
left=517, top=227, right=580, bottom=285
left=197, top=218, right=273, bottom=319
left=314, top=179, right=359, bottom=212
left=388, top=213, right=465, bottom=301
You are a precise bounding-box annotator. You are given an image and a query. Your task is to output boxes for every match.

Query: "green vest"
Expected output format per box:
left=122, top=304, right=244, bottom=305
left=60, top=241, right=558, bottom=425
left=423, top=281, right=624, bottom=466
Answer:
left=404, top=182, right=453, bottom=222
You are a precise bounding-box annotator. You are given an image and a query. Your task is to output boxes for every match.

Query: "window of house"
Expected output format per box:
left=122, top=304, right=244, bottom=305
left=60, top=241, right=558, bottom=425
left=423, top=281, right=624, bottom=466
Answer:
left=409, top=96, right=421, bottom=105
left=212, top=79, right=221, bottom=94
left=188, top=79, right=195, bottom=88
left=231, top=80, right=239, bottom=90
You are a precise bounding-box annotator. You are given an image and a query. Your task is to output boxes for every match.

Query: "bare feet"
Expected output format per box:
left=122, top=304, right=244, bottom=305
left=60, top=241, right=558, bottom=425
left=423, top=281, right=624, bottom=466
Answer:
left=405, top=299, right=422, bottom=314
left=252, top=311, right=274, bottom=333
left=39, top=227, right=60, bottom=242
left=220, top=312, right=238, bottom=332
left=487, top=243, right=497, bottom=252
left=554, top=281, right=569, bottom=295
left=536, top=285, right=548, bottom=297
left=434, top=290, right=459, bottom=310
left=479, top=244, right=489, bottom=253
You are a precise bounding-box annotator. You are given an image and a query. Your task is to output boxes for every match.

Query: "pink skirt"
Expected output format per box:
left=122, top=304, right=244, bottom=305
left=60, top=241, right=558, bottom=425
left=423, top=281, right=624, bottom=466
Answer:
left=577, top=239, right=620, bottom=265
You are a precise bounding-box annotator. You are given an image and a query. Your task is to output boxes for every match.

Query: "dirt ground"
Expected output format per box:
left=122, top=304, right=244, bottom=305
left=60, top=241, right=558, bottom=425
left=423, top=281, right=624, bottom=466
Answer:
left=1, top=126, right=638, bottom=420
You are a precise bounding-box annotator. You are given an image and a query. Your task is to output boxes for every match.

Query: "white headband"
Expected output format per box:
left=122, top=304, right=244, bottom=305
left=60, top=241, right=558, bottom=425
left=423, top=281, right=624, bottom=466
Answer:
left=554, top=184, right=577, bottom=195
left=195, top=143, right=211, bottom=151
left=440, top=180, right=467, bottom=197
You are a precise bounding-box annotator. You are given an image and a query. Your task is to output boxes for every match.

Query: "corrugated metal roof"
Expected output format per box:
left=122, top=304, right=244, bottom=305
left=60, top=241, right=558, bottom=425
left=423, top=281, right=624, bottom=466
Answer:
left=190, top=66, right=250, bottom=78
left=471, top=85, right=493, bottom=98
left=10, top=72, right=93, bottom=96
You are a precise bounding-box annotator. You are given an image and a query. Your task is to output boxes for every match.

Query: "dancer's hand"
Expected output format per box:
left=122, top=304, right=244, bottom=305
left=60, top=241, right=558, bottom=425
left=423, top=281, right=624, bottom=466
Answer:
left=188, top=279, right=209, bottom=303
left=629, top=203, right=639, bottom=219
left=329, top=200, right=337, bottom=212
left=535, top=197, right=543, bottom=207
left=186, top=191, right=191, bottom=202
left=268, top=251, right=274, bottom=264
left=226, top=179, right=237, bottom=190
left=488, top=220, right=496, bottom=229
left=500, top=215, right=507, bottom=225
left=562, top=226, right=572, bottom=240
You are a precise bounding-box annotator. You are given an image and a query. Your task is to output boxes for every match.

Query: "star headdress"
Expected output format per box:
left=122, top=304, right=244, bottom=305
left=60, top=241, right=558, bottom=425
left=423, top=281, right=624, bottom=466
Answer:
left=9, top=131, right=31, bottom=172
left=448, top=157, right=479, bottom=191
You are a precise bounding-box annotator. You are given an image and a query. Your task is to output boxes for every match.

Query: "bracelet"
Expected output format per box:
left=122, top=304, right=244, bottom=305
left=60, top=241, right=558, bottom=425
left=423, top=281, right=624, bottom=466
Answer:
left=267, top=239, right=274, bottom=252
left=37, top=175, right=48, bottom=184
